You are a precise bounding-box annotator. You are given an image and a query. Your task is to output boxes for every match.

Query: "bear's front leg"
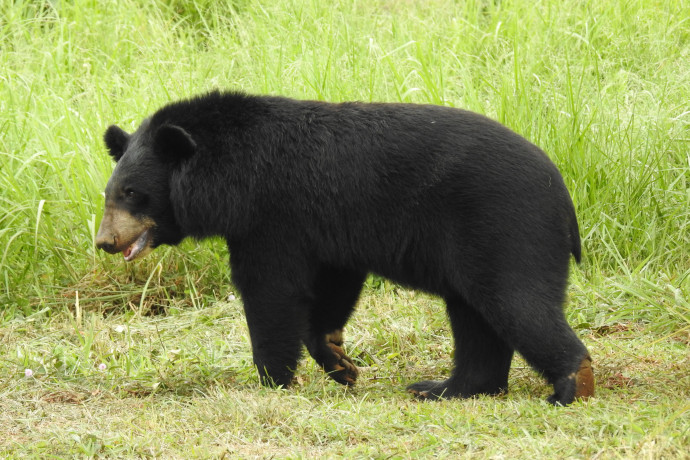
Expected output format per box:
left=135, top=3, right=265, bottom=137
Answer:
left=302, top=266, right=365, bottom=385
left=228, top=242, right=314, bottom=387
left=241, top=292, right=307, bottom=387
left=240, top=286, right=306, bottom=387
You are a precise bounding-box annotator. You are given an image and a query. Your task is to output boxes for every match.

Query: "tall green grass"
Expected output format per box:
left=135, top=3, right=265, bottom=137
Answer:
left=1, top=0, right=688, bottom=332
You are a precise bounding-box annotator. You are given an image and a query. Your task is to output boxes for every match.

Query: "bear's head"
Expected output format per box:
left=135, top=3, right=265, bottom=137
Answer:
left=95, top=120, right=196, bottom=261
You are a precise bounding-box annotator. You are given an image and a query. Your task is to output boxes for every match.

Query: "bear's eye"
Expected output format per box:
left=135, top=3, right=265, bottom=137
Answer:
left=124, top=188, right=136, bottom=199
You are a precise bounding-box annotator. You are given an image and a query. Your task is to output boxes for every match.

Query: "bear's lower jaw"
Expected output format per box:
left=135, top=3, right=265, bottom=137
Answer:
left=123, top=229, right=153, bottom=261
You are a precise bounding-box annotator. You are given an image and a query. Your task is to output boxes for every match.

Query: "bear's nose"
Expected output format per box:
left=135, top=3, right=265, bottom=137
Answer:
left=97, top=241, right=116, bottom=253
left=96, top=235, right=119, bottom=254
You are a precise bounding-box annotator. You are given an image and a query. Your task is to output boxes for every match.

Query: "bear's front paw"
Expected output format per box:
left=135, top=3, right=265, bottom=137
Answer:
left=324, top=333, right=358, bottom=385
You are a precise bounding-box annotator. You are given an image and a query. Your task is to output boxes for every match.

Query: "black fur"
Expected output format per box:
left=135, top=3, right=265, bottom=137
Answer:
left=100, top=91, right=590, bottom=405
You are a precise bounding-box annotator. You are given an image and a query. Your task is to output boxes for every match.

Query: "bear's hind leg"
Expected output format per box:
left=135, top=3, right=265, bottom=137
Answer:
left=408, top=296, right=514, bottom=400
left=472, top=281, right=594, bottom=406
left=510, top=312, right=593, bottom=406
left=304, top=267, right=366, bottom=386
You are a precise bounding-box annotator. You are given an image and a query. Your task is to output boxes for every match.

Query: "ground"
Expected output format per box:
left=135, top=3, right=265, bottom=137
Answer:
left=1, top=284, right=688, bottom=458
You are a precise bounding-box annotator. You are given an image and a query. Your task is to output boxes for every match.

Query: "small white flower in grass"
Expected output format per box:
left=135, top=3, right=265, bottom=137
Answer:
left=227, top=294, right=236, bottom=301
left=24, top=369, right=33, bottom=378
left=98, top=363, right=107, bottom=371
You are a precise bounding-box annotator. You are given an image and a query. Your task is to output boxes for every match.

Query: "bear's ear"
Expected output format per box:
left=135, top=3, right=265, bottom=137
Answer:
left=153, top=124, right=196, bottom=162
left=103, top=125, right=130, bottom=162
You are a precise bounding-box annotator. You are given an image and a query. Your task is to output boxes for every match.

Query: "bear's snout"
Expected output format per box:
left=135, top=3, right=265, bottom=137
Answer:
left=96, top=207, right=155, bottom=261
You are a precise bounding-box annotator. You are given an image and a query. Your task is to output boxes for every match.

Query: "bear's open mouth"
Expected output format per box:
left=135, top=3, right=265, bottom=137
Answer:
left=122, top=229, right=151, bottom=262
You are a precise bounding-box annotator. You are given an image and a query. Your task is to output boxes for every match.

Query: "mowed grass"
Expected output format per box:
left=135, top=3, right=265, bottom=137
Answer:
left=0, top=0, right=689, bottom=457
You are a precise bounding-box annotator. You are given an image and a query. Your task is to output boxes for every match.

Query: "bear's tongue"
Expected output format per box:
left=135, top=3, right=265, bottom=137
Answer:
left=123, top=230, right=150, bottom=262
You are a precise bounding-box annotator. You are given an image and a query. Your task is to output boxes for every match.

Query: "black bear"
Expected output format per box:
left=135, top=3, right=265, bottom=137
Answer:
left=96, top=91, right=594, bottom=405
